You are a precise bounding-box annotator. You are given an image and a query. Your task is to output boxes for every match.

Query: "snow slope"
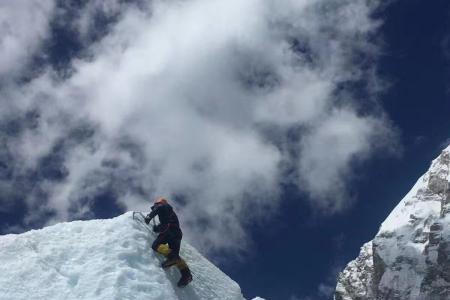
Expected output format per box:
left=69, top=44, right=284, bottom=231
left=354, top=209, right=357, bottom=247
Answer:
left=335, top=146, right=450, bottom=299
left=0, top=212, right=258, bottom=300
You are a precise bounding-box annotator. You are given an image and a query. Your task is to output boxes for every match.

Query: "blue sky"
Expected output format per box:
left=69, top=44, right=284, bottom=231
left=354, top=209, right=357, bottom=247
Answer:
left=230, top=1, right=450, bottom=299
left=1, top=1, right=450, bottom=299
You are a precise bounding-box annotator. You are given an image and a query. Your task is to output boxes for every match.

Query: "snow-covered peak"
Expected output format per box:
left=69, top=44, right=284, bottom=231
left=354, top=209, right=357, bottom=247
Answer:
left=380, top=146, right=450, bottom=233
left=335, top=146, right=450, bottom=299
left=0, top=212, right=257, bottom=300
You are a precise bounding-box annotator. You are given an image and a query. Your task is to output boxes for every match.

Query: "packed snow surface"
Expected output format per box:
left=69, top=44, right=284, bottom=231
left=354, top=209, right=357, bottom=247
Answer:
left=0, top=212, right=254, bottom=300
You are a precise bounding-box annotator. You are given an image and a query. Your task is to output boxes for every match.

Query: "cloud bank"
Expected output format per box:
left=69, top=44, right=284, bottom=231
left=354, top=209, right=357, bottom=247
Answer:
left=0, top=0, right=396, bottom=255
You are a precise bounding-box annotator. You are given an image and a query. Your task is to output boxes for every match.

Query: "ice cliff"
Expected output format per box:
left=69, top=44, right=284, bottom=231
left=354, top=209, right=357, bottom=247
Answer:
left=0, top=212, right=260, bottom=300
left=335, top=145, right=450, bottom=300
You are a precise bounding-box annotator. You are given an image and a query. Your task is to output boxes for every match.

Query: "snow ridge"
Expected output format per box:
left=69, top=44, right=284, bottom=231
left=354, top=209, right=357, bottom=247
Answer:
left=0, top=212, right=249, bottom=300
left=335, top=146, right=450, bottom=299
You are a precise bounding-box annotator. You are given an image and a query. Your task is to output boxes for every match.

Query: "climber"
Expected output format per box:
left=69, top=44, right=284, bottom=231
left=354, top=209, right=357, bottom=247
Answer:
left=145, top=197, right=193, bottom=287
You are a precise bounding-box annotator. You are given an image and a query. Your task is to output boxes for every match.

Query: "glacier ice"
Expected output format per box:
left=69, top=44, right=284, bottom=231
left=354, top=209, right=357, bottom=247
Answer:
left=0, top=212, right=261, bottom=300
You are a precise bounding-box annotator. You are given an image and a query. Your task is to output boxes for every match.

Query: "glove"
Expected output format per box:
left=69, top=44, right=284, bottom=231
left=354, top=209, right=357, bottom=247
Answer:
left=145, top=216, right=151, bottom=224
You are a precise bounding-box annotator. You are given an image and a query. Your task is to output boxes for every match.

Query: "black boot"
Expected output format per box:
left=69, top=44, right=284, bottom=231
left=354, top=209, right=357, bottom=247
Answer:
left=177, top=267, right=193, bottom=287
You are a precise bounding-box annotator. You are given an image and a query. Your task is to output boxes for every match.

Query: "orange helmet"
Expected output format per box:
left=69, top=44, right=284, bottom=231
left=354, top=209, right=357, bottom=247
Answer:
left=154, top=197, right=168, bottom=205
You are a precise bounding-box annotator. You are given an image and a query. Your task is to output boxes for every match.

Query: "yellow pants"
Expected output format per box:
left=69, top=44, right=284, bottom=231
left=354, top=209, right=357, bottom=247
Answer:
left=156, top=244, right=171, bottom=256
left=156, top=244, right=189, bottom=270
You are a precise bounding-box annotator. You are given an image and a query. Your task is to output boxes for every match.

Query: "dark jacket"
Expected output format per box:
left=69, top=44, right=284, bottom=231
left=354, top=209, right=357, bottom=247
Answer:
left=146, top=203, right=180, bottom=228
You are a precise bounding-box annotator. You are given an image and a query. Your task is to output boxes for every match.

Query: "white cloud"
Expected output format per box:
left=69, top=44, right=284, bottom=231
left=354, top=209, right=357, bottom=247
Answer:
left=298, top=110, right=395, bottom=213
left=0, top=1, right=55, bottom=78
left=0, top=0, right=397, bottom=254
